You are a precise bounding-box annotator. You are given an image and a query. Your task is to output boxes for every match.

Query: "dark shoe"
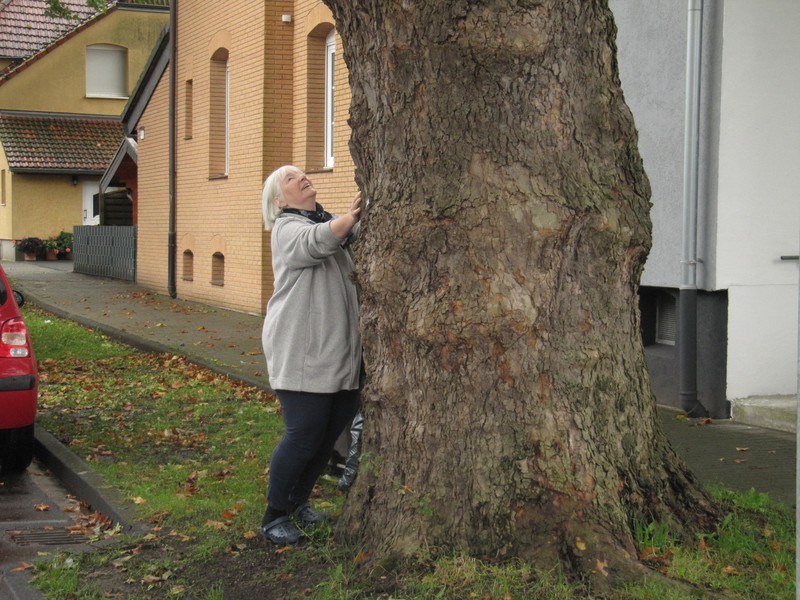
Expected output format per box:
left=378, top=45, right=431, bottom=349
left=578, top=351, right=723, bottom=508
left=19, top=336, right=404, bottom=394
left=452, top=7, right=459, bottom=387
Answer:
left=261, top=516, right=301, bottom=545
left=293, top=502, right=330, bottom=525
left=337, top=468, right=357, bottom=493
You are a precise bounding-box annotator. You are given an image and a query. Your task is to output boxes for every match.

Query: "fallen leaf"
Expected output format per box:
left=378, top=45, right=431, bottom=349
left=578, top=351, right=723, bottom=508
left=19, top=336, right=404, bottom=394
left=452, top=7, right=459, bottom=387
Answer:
left=735, top=447, right=749, bottom=452
left=721, top=565, right=739, bottom=576
left=205, top=520, right=227, bottom=529
left=734, top=458, right=748, bottom=464
left=34, top=503, right=50, bottom=511
left=639, top=546, right=659, bottom=561
left=595, top=558, right=609, bottom=577
left=131, top=497, right=147, bottom=505
left=575, top=537, right=587, bottom=552
left=698, top=418, right=713, bottom=426
left=242, top=530, right=258, bottom=539
left=11, top=562, right=34, bottom=572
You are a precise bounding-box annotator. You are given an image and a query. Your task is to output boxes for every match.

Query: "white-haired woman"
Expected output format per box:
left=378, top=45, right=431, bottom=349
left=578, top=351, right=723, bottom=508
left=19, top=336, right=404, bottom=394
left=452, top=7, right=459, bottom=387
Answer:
left=259, top=165, right=362, bottom=545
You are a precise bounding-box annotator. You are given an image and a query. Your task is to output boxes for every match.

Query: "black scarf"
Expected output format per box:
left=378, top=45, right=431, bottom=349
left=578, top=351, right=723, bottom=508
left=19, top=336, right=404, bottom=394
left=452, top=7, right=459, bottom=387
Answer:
left=280, top=204, right=333, bottom=223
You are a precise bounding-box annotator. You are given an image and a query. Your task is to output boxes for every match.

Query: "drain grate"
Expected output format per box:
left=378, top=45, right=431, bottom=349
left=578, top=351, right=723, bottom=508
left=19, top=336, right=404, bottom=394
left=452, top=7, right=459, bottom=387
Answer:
left=8, top=528, right=89, bottom=546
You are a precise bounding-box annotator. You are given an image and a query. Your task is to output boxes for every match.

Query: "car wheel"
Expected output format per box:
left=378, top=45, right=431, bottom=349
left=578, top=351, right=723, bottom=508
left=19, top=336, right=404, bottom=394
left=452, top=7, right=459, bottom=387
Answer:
left=0, top=424, right=35, bottom=472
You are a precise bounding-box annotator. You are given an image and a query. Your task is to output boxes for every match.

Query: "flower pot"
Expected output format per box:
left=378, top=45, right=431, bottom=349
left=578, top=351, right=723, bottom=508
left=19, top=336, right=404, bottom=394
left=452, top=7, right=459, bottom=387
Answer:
left=23, top=253, right=37, bottom=261
left=45, top=249, right=58, bottom=261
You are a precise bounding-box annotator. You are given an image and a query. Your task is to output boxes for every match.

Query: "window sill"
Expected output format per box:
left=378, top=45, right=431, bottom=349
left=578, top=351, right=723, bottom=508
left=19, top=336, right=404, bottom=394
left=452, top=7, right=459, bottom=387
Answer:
left=210, top=280, right=224, bottom=287
left=208, top=174, right=228, bottom=181
left=86, top=94, right=130, bottom=100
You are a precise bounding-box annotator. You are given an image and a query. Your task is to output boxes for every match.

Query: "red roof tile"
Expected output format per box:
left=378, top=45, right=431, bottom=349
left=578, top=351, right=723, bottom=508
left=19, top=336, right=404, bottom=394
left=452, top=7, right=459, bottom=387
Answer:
left=0, top=0, right=97, bottom=61
left=0, top=1, right=170, bottom=64
left=0, top=111, right=124, bottom=173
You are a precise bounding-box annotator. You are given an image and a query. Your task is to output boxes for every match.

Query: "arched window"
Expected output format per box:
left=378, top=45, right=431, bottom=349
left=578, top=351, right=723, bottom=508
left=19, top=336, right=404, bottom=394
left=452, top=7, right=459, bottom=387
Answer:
left=211, top=252, right=225, bottom=286
left=182, top=250, right=194, bottom=281
left=86, top=44, right=128, bottom=98
left=209, top=49, right=229, bottom=177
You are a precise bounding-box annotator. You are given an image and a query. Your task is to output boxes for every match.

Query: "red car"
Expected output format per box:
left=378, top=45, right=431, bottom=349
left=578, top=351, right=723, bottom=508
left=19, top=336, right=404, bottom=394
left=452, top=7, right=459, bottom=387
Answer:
left=0, top=264, right=37, bottom=472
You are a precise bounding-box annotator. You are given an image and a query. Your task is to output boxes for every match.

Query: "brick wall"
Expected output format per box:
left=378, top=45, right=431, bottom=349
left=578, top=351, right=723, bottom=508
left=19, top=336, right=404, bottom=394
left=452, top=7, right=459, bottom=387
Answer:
left=136, top=0, right=358, bottom=315
left=135, top=66, right=170, bottom=294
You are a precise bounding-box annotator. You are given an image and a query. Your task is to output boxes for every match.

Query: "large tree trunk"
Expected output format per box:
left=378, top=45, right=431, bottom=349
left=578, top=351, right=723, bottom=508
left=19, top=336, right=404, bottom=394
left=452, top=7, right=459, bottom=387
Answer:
left=325, top=0, right=718, bottom=589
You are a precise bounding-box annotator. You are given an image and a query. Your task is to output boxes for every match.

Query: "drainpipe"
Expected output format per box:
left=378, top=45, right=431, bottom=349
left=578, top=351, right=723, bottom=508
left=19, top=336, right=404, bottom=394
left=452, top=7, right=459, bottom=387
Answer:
left=679, top=0, right=708, bottom=417
left=167, top=0, right=177, bottom=298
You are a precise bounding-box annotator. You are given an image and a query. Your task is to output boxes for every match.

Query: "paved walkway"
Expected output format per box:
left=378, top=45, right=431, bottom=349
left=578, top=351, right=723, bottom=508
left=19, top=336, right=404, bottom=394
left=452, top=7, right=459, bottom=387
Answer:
left=3, top=259, right=797, bottom=507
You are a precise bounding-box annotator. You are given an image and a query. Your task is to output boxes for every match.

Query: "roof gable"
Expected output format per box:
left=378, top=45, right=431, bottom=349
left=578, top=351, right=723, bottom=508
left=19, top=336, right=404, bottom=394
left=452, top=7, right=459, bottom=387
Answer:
left=0, top=0, right=170, bottom=82
left=0, top=0, right=97, bottom=61
left=0, top=110, right=124, bottom=173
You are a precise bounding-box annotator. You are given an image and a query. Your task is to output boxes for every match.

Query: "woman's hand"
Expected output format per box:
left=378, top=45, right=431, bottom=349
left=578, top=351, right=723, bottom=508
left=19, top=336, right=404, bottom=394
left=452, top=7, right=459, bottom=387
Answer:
left=331, top=191, right=363, bottom=241
left=350, top=192, right=363, bottom=221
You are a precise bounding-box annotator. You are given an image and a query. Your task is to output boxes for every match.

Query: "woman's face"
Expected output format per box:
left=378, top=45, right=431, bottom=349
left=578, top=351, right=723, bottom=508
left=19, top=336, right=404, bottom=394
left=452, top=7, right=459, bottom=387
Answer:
left=279, top=168, right=317, bottom=210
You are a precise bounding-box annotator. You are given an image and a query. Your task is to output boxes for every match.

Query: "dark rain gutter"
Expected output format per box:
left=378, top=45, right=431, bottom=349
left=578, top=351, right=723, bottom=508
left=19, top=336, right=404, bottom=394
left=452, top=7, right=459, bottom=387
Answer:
left=167, top=0, right=177, bottom=298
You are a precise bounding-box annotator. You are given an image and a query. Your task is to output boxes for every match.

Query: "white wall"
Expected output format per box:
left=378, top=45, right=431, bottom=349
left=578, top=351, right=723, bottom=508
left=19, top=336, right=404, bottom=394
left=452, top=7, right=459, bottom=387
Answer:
left=717, top=0, right=800, bottom=398
left=610, top=1, right=687, bottom=288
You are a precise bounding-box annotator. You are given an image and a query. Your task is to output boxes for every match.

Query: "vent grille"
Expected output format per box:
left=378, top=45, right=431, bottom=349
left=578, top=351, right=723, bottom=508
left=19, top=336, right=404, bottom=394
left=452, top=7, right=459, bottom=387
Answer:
left=656, top=294, right=677, bottom=345
left=8, top=528, right=88, bottom=546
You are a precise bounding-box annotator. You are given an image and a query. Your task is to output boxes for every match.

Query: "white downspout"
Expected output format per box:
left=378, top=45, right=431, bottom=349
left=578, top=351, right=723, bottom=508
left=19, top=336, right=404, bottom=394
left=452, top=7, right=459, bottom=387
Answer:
left=678, top=0, right=708, bottom=417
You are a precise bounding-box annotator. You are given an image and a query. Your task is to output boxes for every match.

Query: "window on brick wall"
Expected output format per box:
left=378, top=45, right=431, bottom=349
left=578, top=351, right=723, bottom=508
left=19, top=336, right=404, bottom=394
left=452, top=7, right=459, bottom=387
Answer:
left=209, top=49, right=229, bottom=178
left=305, top=25, right=335, bottom=171
left=184, top=80, right=193, bottom=140
left=211, top=252, right=225, bottom=286
left=182, top=250, right=194, bottom=281
left=86, top=44, right=128, bottom=98
left=324, top=29, right=336, bottom=169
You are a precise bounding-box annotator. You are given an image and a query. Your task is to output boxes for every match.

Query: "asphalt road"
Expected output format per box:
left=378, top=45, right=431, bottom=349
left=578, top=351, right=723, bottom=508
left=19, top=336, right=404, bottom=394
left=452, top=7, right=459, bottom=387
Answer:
left=0, top=459, right=96, bottom=599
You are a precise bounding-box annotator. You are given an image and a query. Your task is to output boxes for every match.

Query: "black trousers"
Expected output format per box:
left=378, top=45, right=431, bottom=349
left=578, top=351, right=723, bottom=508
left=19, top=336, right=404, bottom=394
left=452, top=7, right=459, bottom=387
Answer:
left=267, top=388, right=360, bottom=511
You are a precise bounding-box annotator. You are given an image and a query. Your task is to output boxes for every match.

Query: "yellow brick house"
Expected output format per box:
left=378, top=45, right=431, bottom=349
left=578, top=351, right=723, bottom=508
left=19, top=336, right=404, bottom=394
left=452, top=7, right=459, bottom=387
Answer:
left=128, top=0, right=357, bottom=315
left=0, top=0, right=169, bottom=260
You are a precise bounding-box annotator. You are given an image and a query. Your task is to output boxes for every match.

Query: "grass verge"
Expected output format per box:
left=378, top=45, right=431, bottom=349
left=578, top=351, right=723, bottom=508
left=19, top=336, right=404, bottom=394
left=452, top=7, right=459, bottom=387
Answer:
left=23, top=305, right=796, bottom=599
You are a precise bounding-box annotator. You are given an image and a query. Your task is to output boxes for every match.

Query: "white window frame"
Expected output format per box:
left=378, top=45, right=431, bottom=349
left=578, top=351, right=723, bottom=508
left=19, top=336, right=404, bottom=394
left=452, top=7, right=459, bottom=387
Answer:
left=85, top=44, right=128, bottom=99
left=224, top=60, right=229, bottom=176
left=324, top=30, right=336, bottom=169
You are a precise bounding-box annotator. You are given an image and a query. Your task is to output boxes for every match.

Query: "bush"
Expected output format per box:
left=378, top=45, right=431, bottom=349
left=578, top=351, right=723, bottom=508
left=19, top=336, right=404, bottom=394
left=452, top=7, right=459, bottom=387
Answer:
left=15, top=237, right=44, bottom=255
left=42, top=231, right=73, bottom=256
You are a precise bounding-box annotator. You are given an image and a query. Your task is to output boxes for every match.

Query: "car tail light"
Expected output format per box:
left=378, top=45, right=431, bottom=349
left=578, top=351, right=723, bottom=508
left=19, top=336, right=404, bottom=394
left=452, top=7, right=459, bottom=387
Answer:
left=0, top=318, right=31, bottom=357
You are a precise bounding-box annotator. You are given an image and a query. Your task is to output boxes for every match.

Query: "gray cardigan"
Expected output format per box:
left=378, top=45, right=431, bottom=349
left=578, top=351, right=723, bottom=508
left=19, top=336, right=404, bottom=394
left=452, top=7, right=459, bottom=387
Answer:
left=262, top=213, right=361, bottom=393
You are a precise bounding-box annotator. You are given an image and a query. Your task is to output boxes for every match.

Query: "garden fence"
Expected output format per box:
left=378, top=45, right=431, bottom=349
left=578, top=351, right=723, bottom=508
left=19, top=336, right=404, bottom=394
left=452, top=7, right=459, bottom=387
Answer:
left=73, top=226, right=136, bottom=281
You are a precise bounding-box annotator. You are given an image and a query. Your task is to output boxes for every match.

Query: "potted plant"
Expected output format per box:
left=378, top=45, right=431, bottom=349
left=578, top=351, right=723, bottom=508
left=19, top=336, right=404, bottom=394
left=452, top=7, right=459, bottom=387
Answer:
left=14, top=237, right=43, bottom=261
left=55, top=230, right=73, bottom=259
left=43, top=236, right=60, bottom=260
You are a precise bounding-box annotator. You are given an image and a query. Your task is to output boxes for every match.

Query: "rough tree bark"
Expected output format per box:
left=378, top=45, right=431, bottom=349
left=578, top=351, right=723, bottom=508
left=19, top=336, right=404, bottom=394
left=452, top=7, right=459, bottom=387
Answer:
left=325, top=0, right=719, bottom=590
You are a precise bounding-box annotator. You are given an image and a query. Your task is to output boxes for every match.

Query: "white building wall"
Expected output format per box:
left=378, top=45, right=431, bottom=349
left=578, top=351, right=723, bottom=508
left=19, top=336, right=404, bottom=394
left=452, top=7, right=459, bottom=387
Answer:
left=716, top=1, right=800, bottom=399
left=609, top=1, right=687, bottom=289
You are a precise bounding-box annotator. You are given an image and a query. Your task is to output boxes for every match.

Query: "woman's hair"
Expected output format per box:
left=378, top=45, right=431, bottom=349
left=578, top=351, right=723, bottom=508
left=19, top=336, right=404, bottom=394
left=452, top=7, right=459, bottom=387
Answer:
left=262, top=165, right=299, bottom=231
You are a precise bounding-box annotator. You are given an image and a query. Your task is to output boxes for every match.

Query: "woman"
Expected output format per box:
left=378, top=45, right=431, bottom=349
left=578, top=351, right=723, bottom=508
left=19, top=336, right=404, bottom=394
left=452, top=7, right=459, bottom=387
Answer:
left=260, top=165, right=362, bottom=545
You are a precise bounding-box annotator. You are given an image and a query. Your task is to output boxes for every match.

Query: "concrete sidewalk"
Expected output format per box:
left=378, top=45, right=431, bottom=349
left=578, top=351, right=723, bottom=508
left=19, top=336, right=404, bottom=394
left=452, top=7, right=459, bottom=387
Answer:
left=3, top=259, right=796, bottom=508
